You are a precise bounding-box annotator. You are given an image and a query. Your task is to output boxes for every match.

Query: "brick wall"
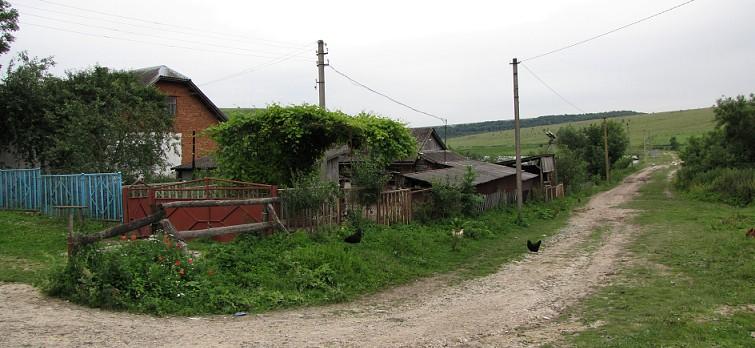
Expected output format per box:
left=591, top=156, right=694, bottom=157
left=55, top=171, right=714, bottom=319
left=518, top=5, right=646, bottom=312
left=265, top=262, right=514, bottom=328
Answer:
left=155, top=81, right=221, bottom=165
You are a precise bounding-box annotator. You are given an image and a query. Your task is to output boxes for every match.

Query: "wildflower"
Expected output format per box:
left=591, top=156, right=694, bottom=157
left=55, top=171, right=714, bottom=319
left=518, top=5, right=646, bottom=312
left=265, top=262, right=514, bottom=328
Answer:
left=175, top=260, right=181, bottom=266
left=178, top=268, right=185, bottom=276
left=187, top=258, right=193, bottom=265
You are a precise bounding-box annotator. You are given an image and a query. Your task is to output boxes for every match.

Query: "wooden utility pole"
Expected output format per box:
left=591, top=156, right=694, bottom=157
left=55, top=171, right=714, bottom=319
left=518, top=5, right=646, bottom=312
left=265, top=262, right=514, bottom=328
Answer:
left=316, top=40, right=328, bottom=108
left=603, top=117, right=610, bottom=181
left=511, top=58, right=523, bottom=211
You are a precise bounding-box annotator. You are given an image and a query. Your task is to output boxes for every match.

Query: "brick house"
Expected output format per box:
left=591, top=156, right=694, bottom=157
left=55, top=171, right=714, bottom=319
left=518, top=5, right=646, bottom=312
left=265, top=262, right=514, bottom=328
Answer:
left=132, top=66, right=227, bottom=177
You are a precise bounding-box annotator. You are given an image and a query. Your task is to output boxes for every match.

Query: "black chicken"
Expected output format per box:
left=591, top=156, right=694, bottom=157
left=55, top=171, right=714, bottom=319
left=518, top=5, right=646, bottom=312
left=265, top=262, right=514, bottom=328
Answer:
left=527, top=239, right=541, bottom=252
left=344, top=227, right=364, bottom=244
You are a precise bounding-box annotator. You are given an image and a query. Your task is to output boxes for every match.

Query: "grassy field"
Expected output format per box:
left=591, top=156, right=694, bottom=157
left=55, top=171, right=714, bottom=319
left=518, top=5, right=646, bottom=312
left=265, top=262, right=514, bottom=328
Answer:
left=448, top=108, right=715, bottom=157
left=554, top=166, right=755, bottom=346
left=0, top=211, right=113, bottom=285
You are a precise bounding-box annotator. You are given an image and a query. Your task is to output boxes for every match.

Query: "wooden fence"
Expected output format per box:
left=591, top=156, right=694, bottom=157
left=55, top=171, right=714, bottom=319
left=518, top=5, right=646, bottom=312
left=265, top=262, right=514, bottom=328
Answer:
left=544, top=184, right=565, bottom=202
left=477, top=190, right=517, bottom=212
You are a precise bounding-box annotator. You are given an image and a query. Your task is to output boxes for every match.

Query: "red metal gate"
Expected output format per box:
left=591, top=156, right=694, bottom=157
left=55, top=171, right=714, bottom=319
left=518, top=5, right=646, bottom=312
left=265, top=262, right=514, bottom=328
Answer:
left=123, top=178, right=277, bottom=241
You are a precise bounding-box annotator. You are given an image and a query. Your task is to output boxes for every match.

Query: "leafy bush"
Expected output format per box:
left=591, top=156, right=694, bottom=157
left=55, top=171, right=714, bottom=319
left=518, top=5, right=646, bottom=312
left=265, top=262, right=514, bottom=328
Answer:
left=280, top=171, right=340, bottom=216
left=417, top=166, right=483, bottom=221
left=682, top=167, right=755, bottom=207
left=46, top=237, right=208, bottom=315
left=209, top=105, right=415, bottom=186
left=350, top=156, right=391, bottom=207
left=557, top=121, right=629, bottom=179
left=555, top=148, right=588, bottom=193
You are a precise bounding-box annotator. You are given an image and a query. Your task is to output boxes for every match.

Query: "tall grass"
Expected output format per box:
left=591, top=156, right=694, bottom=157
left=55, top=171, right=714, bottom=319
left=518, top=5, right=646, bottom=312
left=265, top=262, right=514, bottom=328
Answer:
left=677, top=167, right=755, bottom=207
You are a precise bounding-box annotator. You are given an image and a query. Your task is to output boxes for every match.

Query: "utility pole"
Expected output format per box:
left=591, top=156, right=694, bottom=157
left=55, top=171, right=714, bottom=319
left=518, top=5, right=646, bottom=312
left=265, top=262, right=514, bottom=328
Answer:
left=511, top=58, right=523, bottom=212
left=603, top=117, right=610, bottom=182
left=316, top=40, right=327, bottom=108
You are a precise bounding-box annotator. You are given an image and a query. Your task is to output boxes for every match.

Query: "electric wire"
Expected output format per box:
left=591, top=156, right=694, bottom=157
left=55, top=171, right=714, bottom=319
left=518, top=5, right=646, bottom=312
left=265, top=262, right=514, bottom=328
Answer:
left=26, top=0, right=307, bottom=49
left=19, top=11, right=314, bottom=59
left=520, top=63, right=585, bottom=113
left=14, top=2, right=304, bottom=52
left=522, top=0, right=697, bottom=62
left=20, top=20, right=314, bottom=61
left=199, top=46, right=314, bottom=86
left=328, top=64, right=447, bottom=123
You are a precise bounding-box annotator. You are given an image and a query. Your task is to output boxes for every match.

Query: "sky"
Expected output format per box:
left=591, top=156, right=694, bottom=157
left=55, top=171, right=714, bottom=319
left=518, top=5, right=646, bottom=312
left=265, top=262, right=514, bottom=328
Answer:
left=2, top=0, right=754, bottom=127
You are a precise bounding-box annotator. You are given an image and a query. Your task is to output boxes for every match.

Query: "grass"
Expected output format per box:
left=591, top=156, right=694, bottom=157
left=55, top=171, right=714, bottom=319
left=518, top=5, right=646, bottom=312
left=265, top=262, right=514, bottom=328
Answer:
left=0, top=211, right=113, bottom=285
left=556, top=165, right=755, bottom=346
left=448, top=107, right=715, bottom=157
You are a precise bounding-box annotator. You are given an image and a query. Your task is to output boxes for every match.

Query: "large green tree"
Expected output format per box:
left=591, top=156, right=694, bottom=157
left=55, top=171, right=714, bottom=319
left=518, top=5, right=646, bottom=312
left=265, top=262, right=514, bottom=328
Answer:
left=713, top=94, right=755, bottom=162
left=0, top=0, right=18, bottom=55
left=209, top=104, right=416, bottom=185
left=0, top=55, right=174, bottom=179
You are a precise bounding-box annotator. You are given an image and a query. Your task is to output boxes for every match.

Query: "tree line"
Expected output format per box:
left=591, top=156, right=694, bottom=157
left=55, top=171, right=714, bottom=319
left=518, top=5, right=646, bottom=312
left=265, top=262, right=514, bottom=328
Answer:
left=442, top=110, right=642, bottom=139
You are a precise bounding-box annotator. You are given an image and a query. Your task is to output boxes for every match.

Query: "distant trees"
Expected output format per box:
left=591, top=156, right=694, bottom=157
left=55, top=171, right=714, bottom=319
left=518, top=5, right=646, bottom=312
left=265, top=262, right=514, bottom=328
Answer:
left=556, top=121, right=630, bottom=179
left=443, top=110, right=641, bottom=139
left=0, top=54, right=174, bottom=179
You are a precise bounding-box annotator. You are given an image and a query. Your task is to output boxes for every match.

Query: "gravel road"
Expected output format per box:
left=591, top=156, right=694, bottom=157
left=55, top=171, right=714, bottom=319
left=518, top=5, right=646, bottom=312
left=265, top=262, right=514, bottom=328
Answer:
left=0, top=165, right=662, bottom=347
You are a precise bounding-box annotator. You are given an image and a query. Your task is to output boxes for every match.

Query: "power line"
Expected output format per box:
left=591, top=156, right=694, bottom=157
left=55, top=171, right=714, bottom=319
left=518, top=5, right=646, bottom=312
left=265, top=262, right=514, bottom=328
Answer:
left=20, top=21, right=313, bottom=61
left=19, top=11, right=314, bottom=59
left=26, top=0, right=307, bottom=49
left=14, top=4, right=308, bottom=54
left=522, top=0, right=698, bottom=62
left=520, top=63, right=585, bottom=113
left=199, top=47, right=314, bottom=86
left=328, top=64, right=447, bottom=123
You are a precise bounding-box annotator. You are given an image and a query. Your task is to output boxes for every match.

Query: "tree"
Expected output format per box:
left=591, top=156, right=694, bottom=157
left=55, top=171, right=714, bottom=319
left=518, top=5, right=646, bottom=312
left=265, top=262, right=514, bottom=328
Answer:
left=0, top=58, right=174, bottom=179
left=0, top=53, right=57, bottom=164
left=556, top=121, right=629, bottom=178
left=0, top=0, right=18, bottom=56
left=210, top=104, right=416, bottom=185
left=713, top=94, right=755, bottom=162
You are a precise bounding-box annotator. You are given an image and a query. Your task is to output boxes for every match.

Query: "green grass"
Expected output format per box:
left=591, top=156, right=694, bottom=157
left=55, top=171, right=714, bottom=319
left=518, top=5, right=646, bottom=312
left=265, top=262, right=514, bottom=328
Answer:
left=557, top=166, right=755, bottom=346
left=0, top=211, right=113, bottom=285
left=448, top=108, right=715, bottom=157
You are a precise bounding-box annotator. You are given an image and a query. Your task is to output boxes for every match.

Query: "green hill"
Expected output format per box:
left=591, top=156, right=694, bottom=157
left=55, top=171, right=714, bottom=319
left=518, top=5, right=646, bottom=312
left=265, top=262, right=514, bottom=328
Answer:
left=447, top=107, right=715, bottom=158
left=440, top=110, right=642, bottom=138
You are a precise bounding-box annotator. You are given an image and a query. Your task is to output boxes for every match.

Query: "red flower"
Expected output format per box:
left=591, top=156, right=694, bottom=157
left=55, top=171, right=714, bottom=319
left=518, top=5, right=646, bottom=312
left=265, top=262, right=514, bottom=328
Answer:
left=174, top=260, right=181, bottom=266
left=187, top=258, right=193, bottom=265
left=178, top=268, right=185, bottom=276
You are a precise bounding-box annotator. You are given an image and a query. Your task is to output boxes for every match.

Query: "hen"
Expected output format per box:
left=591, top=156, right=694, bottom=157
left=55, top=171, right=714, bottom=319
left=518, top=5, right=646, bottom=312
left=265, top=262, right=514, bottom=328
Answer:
left=527, top=239, right=542, bottom=252
left=344, top=227, right=364, bottom=244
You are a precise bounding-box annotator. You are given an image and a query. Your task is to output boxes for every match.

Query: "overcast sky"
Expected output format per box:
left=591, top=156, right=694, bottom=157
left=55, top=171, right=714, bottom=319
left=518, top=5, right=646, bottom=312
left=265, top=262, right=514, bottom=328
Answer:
left=2, top=0, right=753, bottom=127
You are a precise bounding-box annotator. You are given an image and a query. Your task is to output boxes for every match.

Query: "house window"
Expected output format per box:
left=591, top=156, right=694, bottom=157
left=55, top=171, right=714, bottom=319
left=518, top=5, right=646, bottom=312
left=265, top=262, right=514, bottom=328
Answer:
left=166, top=96, right=177, bottom=116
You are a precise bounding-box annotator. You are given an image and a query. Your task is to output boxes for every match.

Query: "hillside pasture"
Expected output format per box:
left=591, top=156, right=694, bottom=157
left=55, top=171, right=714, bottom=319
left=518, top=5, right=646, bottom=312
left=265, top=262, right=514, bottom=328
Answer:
left=448, top=107, right=715, bottom=158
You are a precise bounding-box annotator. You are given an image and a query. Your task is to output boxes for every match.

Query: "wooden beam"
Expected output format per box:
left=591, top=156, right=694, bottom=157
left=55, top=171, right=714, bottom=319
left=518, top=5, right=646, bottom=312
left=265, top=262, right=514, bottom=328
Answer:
left=72, top=209, right=165, bottom=247
left=159, top=197, right=280, bottom=209
left=158, top=219, right=188, bottom=253
left=266, top=203, right=289, bottom=234
left=177, top=221, right=279, bottom=239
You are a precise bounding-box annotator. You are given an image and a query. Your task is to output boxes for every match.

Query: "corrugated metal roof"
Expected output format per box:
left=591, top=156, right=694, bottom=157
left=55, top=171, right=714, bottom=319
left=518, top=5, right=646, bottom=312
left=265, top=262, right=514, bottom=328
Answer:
left=130, top=65, right=227, bottom=122
left=131, top=65, right=190, bottom=85
left=402, top=160, right=537, bottom=186
left=420, top=150, right=466, bottom=164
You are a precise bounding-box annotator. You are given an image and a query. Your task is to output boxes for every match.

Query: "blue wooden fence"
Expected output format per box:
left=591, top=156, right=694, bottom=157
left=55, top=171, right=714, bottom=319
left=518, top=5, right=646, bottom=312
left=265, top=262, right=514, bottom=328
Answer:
left=0, top=168, right=123, bottom=221
left=0, top=168, right=41, bottom=211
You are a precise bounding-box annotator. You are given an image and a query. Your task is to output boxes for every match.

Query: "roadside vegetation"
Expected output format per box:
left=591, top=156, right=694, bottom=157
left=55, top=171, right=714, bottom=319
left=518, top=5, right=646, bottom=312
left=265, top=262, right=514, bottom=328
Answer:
left=557, top=165, right=755, bottom=347
left=676, top=94, right=755, bottom=206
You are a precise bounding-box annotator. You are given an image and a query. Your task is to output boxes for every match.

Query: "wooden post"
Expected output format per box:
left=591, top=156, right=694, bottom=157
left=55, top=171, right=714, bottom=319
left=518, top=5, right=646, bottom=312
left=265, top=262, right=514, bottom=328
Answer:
left=67, top=211, right=74, bottom=256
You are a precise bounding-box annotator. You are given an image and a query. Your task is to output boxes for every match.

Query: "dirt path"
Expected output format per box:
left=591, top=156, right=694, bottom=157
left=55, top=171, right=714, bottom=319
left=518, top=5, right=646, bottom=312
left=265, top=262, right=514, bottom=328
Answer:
left=0, top=166, right=662, bottom=348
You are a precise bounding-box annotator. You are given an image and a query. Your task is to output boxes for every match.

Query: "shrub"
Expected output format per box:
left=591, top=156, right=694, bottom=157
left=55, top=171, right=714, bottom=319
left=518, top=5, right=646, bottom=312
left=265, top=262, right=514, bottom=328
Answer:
left=280, top=171, right=340, bottom=216
left=417, top=166, right=483, bottom=221
left=46, top=237, right=208, bottom=315
left=684, top=167, right=755, bottom=207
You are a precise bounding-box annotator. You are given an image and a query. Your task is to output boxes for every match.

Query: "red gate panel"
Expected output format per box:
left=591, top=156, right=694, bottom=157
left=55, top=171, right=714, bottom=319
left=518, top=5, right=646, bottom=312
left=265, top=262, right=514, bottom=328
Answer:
left=123, top=178, right=277, bottom=241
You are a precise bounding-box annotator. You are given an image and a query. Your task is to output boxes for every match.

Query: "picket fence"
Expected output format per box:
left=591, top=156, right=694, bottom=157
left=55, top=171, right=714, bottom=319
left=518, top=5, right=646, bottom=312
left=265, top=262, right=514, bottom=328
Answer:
left=0, top=168, right=123, bottom=221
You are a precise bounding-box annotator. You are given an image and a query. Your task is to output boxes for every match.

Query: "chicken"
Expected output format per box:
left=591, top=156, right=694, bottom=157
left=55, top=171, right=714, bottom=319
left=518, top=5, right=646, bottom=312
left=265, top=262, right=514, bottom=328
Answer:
left=344, top=227, right=364, bottom=244
left=527, top=239, right=542, bottom=252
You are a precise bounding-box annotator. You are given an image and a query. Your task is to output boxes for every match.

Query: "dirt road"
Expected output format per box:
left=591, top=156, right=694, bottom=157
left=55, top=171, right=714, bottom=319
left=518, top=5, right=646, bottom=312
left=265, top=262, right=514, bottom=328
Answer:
left=0, top=166, right=662, bottom=347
